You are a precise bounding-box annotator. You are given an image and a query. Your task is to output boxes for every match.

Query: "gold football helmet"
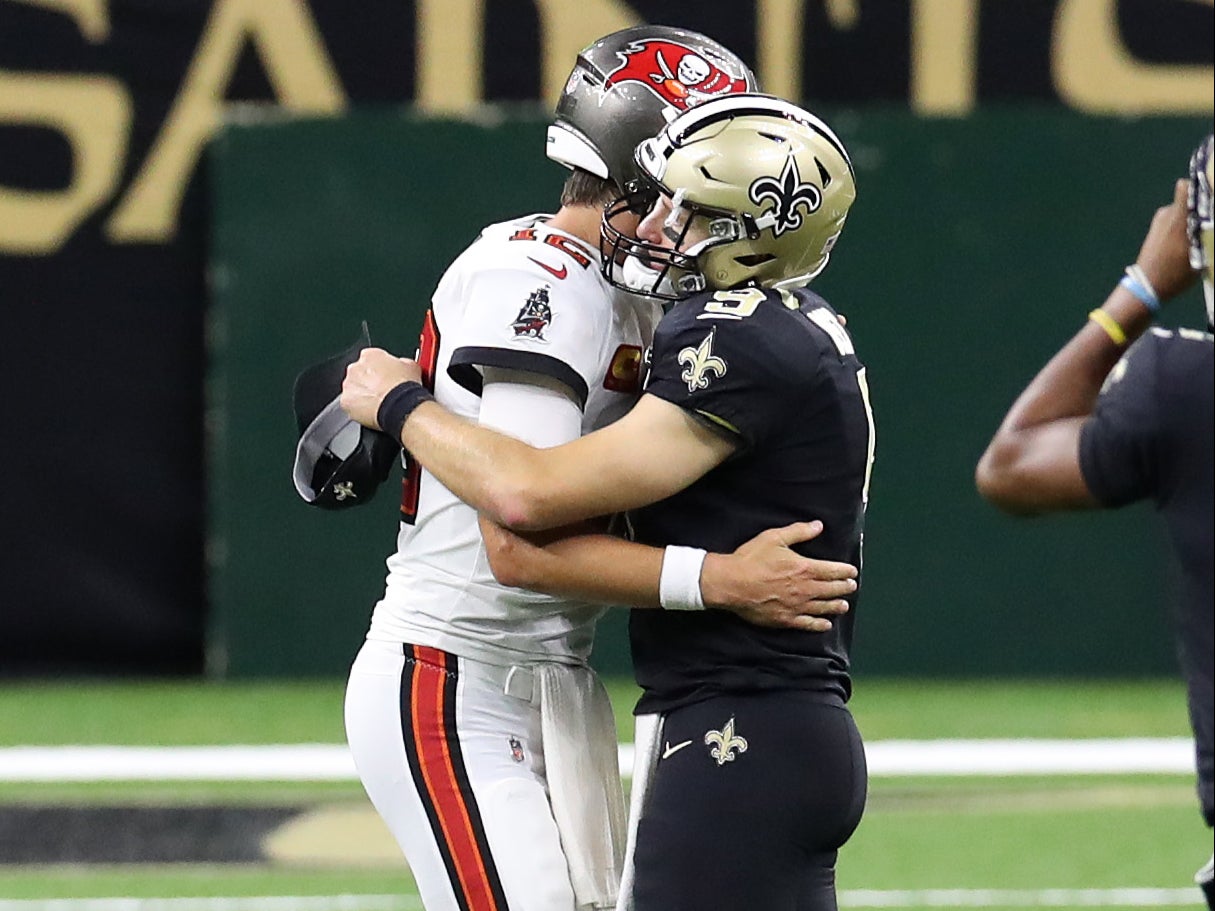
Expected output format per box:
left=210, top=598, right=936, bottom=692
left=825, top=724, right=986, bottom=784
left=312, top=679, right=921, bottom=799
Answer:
left=602, top=93, right=856, bottom=299
left=1187, top=132, right=1213, bottom=328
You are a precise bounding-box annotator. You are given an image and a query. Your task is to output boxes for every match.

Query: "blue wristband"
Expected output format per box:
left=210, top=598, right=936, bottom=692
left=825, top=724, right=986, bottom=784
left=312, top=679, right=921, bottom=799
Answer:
left=1119, top=266, right=1160, bottom=313
left=376, top=381, right=434, bottom=442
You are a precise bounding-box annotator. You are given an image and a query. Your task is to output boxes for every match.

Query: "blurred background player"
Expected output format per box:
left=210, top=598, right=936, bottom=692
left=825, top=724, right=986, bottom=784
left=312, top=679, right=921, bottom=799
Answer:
left=341, top=28, right=858, bottom=911
left=976, top=134, right=1214, bottom=909
left=342, top=92, right=871, bottom=910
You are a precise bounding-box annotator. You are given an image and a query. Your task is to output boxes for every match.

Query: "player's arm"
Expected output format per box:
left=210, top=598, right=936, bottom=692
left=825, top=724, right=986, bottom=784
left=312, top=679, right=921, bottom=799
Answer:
left=463, top=370, right=854, bottom=626
left=975, top=179, right=1198, bottom=514
left=343, top=356, right=735, bottom=530
left=480, top=516, right=856, bottom=631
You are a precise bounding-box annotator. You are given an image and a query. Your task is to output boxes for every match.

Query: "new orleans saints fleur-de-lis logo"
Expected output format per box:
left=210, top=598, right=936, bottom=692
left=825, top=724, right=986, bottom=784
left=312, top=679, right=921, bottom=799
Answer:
left=332, top=481, right=356, bottom=501
left=748, top=154, right=822, bottom=237
left=704, top=717, right=748, bottom=766
left=677, top=329, right=727, bottom=393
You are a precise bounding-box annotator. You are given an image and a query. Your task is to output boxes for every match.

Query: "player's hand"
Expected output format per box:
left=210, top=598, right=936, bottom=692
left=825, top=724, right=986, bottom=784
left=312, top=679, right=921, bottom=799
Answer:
left=700, top=520, right=857, bottom=632
left=341, top=348, right=423, bottom=431
left=1135, top=178, right=1199, bottom=304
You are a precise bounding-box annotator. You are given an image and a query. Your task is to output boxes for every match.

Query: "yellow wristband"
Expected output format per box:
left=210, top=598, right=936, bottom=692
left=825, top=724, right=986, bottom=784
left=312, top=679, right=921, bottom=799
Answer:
left=1088, top=309, right=1127, bottom=346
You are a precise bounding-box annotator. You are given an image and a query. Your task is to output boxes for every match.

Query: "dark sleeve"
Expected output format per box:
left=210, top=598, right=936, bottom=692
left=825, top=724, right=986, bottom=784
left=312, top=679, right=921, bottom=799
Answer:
left=643, top=305, right=809, bottom=450
left=1078, top=334, right=1162, bottom=507
left=447, top=348, right=589, bottom=408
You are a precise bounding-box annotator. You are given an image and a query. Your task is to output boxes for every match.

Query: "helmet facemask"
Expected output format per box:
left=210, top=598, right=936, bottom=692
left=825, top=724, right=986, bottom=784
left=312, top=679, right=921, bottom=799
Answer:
left=1187, top=133, right=1213, bottom=329
left=601, top=185, right=742, bottom=299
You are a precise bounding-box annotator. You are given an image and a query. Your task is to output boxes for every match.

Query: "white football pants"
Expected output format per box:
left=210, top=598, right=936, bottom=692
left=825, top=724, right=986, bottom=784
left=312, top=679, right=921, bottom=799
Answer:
left=345, top=638, right=577, bottom=910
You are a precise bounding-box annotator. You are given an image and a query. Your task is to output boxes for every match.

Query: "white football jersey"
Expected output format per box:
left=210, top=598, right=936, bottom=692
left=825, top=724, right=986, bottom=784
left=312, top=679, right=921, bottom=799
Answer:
left=365, top=214, right=662, bottom=665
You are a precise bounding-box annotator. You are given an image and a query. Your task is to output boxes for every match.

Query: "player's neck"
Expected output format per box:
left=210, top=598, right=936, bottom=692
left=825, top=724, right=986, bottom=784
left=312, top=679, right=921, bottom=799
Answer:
left=546, top=204, right=602, bottom=249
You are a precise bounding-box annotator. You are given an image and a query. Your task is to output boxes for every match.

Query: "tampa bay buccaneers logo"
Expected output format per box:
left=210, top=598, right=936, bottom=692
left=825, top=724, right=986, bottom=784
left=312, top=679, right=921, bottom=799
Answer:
left=749, top=155, right=823, bottom=237
left=512, top=285, right=552, bottom=340
left=603, top=40, right=749, bottom=110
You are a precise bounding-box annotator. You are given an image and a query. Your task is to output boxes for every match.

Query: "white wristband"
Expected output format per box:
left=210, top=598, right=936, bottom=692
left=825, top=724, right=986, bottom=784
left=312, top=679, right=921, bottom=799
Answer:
left=659, top=546, right=707, bottom=611
left=1121, top=264, right=1161, bottom=313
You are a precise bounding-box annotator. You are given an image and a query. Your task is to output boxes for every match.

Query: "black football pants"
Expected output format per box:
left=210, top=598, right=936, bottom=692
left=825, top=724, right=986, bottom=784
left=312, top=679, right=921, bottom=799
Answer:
left=631, top=689, right=867, bottom=911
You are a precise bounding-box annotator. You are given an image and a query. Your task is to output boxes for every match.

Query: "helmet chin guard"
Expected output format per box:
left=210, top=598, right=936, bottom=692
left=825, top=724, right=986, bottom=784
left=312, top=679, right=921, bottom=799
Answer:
left=617, top=249, right=681, bottom=298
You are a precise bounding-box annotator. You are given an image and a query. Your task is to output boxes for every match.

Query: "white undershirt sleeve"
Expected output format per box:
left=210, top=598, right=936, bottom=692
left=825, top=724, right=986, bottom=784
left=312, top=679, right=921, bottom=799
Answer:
left=478, top=366, right=583, bottom=449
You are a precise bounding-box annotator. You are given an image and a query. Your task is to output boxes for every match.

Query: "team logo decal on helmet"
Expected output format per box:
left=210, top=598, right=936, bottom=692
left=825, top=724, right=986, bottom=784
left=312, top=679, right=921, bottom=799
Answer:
left=512, top=286, right=553, bottom=340
left=603, top=39, right=749, bottom=110
left=678, top=329, right=727, bottom=392
left=749, top=155, right=824, bottom=237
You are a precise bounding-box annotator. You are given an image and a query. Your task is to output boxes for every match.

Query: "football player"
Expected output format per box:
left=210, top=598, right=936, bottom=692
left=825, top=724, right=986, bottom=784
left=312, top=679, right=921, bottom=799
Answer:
left=976, top=134, right=1213, bottom=909
left=340, top=33, right=860, bottom=911
left=343, top=93, right=872, bottom=910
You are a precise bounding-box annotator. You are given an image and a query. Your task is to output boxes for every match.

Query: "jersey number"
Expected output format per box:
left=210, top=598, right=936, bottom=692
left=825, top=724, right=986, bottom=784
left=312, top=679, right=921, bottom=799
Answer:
left=809, top=309, right=874, bottom=506
left=509, top=228, right=593, bottom=268
left=698, top=287, right=766, bottom=320
left=400, top=309, right=440, bottom=524
left=855, top=367, right=876, bottom=508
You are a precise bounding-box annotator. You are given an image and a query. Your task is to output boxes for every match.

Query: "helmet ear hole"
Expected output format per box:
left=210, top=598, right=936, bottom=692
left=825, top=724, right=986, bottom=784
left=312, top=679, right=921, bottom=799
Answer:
left=735, top=252, right=776, bottom=267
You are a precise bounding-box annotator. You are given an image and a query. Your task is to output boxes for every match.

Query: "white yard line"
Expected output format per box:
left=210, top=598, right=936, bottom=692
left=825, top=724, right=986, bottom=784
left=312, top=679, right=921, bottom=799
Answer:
left=0, top=900, right=421, bottom=911
left=838, top=888, right=1202, bottom=907
left=0, top=745, right=358, bottom=782
left=0, top=889, right=1202, bottom=911
left=0, top=738, right=1194, bottom=782
left=862, top=738, right=1195, bottom=776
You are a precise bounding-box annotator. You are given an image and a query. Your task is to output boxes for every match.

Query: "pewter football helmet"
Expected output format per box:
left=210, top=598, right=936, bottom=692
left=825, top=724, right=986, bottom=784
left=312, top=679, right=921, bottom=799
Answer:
left=602, top=94, right=857, bottom=299
left=546, top=26, right=756, bottom=196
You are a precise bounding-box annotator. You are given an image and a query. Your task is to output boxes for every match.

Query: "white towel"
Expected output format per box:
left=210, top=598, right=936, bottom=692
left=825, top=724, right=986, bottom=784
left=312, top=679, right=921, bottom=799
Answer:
left=614, top=712, right=662, bottom=911
left=537, top=663, right=629, bottom=911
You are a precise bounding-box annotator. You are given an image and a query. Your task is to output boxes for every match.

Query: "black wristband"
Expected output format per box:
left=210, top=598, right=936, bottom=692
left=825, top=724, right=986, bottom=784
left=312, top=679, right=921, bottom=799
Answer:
left=376, top=381, right=434, bottom=442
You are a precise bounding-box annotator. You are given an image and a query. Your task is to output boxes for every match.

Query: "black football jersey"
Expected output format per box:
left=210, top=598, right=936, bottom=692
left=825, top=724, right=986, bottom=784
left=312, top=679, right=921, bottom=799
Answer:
left=628, top=285, right=875, bottom=714
left=1079, top=327, right=1214, bottom=823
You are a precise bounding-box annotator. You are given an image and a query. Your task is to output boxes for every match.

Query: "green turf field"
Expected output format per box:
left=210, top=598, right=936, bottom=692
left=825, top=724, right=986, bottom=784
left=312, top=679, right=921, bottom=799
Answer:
left=0, top=678, right=1207, bottom=909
